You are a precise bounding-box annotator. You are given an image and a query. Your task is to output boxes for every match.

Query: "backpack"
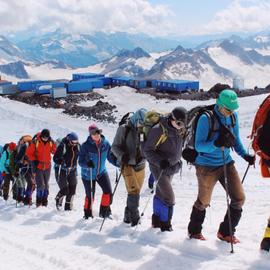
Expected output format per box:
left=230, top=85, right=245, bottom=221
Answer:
left=140, top=110, right=169, bottom=149
left=56, top=137, right=81, bottom=157
left=118, top=112, right=133, bottom=126
left=250, top=94, right=270, bottom=177
left=182, top=104, right=236, bottom=163
left=16, top=135, right=32, bottom=166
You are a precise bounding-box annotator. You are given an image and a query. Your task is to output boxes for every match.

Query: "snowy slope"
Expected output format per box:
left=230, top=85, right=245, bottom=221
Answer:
left=207, top=46, right=270, bottom=88
left=0, top=88, right=270, bottom=270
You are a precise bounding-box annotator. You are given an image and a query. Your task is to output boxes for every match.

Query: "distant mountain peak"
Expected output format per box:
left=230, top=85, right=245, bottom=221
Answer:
left=117, top=47, right=150, bottom=59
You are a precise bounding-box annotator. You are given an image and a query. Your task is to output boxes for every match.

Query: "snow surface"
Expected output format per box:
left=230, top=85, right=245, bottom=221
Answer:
left=0, top=87, right=270, bottom=270
left=134, top=57, right=156, bottom=70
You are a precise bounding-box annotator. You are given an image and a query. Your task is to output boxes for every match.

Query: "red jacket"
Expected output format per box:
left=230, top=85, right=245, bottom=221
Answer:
left=26, top=135, right=56, bottom=170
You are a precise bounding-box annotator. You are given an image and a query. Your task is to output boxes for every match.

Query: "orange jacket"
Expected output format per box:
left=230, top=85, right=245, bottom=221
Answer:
left=26, top=135, right=56, bottom=170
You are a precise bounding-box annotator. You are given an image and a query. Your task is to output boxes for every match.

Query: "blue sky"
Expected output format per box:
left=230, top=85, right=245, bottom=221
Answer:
left=1, top=0, right=270, bottom=38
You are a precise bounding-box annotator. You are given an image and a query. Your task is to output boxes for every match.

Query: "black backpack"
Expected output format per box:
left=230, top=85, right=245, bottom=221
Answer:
left=182, top=104, right=236, bottom=163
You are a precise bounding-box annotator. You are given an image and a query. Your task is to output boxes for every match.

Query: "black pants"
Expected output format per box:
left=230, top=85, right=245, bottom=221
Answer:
left=82, top=172, right=112, bottom=216
left=56, top=168, right=77, bottom=208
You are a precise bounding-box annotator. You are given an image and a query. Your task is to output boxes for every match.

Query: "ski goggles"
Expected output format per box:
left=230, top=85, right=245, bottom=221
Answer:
left=174, top=119, right=185, bottom=128
left=70, top=140, right=78, bottom=145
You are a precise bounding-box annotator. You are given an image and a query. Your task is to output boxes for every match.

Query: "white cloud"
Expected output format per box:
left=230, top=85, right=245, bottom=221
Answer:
left=200, top=0, right=270, bottom=35
left=0, top=0, right=175, bottom=36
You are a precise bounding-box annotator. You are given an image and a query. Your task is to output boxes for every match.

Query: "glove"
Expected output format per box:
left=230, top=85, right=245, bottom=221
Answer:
left=121, top=153, right=130, bottom=164
left=160, top=159, right=170, bottom=170
left=33, top=160, right=39, bottom=167
left=14, top=171, right=19, bottom=177
left=214, top=126, right=235, bottom=148
left=56, top=158, right=63, bottom=165
left=87, top=160, right=95, bottom=168
left=244, top=154, right=255, bottom=165
left=2, top=171, right=6, bottom=177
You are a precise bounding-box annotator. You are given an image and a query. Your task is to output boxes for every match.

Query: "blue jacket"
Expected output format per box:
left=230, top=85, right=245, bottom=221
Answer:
left=79, top=135, right=113, bottom=181
left=195, top=105, right=247, bottom=166
left=0, top=149, right=10, bottom=173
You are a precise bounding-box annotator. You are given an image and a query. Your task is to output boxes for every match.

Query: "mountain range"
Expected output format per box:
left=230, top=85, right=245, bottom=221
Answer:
left=1, top=30, right=270, bottom=89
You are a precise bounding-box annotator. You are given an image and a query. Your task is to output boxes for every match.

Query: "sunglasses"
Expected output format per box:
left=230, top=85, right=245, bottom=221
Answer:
left=70, top=140, right=78, bottom=145
left=223, top=107, right=234, bottom=114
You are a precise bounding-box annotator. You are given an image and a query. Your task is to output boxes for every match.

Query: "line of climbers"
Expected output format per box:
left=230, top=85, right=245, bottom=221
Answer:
left=1, top=89, right=270, bottom=251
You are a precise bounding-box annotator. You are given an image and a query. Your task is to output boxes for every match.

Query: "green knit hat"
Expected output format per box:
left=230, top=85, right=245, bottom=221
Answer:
left=216, top=89, right=239, bottom=111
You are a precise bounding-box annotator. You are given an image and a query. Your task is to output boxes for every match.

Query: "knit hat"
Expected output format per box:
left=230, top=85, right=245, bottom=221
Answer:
left=9, top=142, right=16, bottom=151
left=88, top=123, right=102, bottom=135
left=216, top=89, right=239, bottom=111
left=67, top=132, right=78, bottom=141
left=171, top=106, right=187, bottom=122
left=41, top=129, right=50, bottom=138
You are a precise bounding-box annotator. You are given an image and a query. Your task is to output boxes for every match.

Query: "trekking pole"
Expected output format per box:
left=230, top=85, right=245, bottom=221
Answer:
left=131, top=169, right=164, bottom=235
left=9, top=175, right=19, bottom=200
left=222, top=148, right=234, bottom=254
left=90, top=168, right=94, bottom=219
left=241, top=164, right=250, bottom=184
left=99, top=169, right=122, bottom=232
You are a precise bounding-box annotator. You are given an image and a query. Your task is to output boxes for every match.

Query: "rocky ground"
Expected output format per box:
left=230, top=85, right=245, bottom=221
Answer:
left=137, top=83, right=270, bottom=100
left=7, top=91, right=117, bottom=123
left=4, top=84, right=270, bottom=123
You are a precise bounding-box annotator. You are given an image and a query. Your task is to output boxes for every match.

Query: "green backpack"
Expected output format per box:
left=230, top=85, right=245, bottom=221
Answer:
left=141, top=110, right=168, bottom=149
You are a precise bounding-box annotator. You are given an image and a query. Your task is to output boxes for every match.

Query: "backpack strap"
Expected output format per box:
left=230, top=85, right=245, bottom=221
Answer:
left=203, top=110, right=217, bottom=141
left=230, top=113, right=236, bottom=127
left=154, top=122, right=168, bottom=149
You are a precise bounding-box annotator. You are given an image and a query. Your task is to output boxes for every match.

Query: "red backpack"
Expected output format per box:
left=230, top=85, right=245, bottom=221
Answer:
left=250, top=94, right=270, bottom=177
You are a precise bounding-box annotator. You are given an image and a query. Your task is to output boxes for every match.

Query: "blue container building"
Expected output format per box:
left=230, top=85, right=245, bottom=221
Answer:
left=17, top=80, right=45, bottom=92
left=99, top=76, right=112, bottom=86
left=67, top=79, right=104, bottom=93
left=111, top=77, right=147, bottom=89
left=72, top=73, right=105, bottom=81
left=111, top=77, right=130, bottom=87
left=129, top=79, right=147, bottom=89
left=0, top=81, right=12, bottom=86
left=156, top=80, right=199, bottom=92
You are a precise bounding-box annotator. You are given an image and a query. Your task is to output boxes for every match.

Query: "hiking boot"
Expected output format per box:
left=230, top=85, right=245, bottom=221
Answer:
left=189, top=233, right=206, bottom=241
left=36, top=197, right=43, bottom=208
left=130, top=209, right=140, bottom=227
left=217, top=232, right=240, bottom=244
left=99, top=205, right=112, bottom=218
left=160, top=221, right=173, bottom=232
left=260, top=238, right=270, bottom=252
left=83, top=209, right=93, bottom=219
left=36, top=202, right=42, bottom=208
left=152, top=214, right=161, bottom=228
left=64, top=203, right=72, bottom=211
left=55, top=196, right=64, bottom=210
left=123, top=207, right=131, bottom=224
left=42, top=199, right=48, bottom=207
left=24, top=197, right=32, bottom=206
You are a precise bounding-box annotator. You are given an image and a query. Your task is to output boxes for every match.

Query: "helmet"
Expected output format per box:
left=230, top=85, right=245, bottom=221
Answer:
left=171, top=106, right=187, bottom=122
